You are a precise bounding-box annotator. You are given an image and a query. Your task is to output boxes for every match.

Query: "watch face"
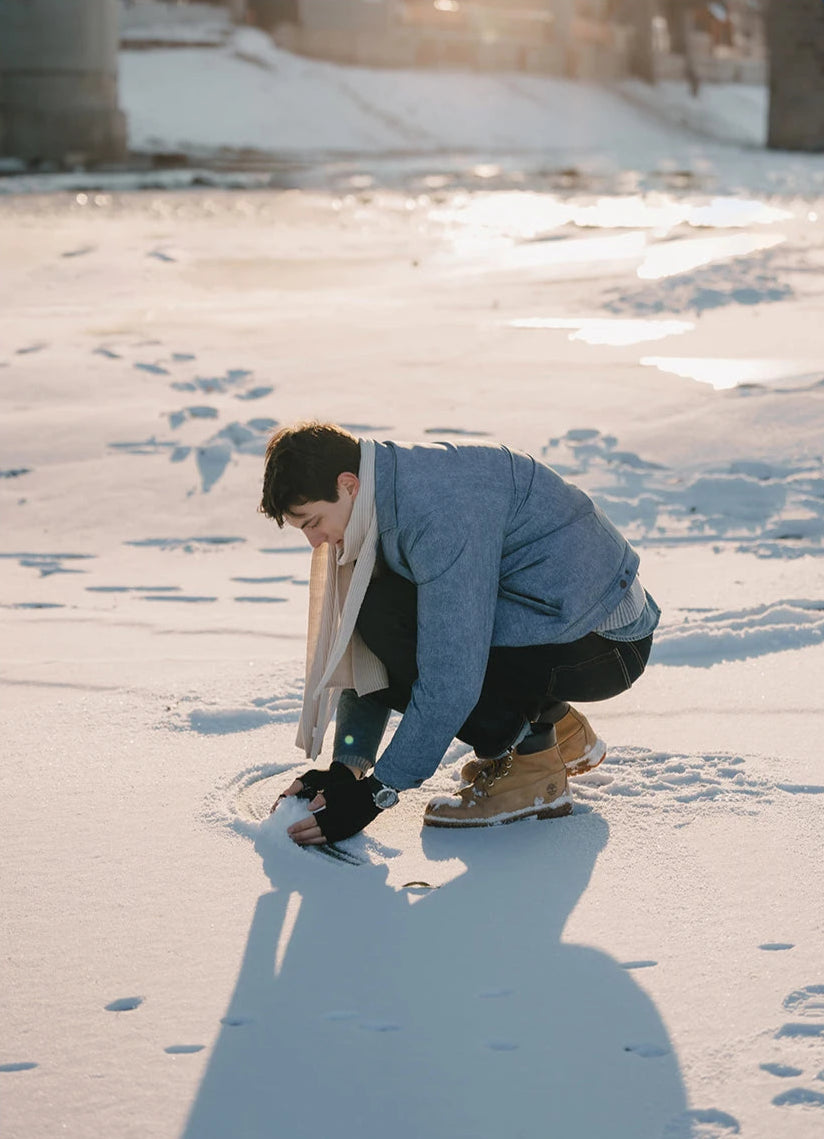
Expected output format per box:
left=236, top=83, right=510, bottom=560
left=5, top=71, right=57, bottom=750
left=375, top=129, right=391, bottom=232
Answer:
left=374, top=786, right=399, bottom=810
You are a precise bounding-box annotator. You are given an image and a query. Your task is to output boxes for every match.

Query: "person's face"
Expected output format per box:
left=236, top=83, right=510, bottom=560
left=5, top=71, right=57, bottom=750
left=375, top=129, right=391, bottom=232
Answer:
left=285, top=472, right=359, bottom=550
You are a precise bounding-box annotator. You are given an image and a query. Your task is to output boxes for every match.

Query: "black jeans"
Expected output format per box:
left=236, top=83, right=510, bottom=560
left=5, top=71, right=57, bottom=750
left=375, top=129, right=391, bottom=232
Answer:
left=356, top=572, right=653, bottom=758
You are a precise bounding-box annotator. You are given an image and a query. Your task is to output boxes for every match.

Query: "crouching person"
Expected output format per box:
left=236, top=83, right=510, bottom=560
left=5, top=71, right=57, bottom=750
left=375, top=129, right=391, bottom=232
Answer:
left=259, top=422, right=660, bottom=844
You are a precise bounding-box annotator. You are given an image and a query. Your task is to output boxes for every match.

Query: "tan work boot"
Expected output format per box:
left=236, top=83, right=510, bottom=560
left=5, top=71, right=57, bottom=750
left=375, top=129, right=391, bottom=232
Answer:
left=460, top=706, right=606, bottom=784
left=424, top=730, right=573, bottom=828
left=554, top=707, right=606, bottom=777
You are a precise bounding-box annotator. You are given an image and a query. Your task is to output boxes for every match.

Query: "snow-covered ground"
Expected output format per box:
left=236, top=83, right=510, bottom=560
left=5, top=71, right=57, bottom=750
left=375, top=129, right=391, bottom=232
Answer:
left=114, top=27, right=824, bottom=198
left=2, top=35, right=824, bottom=1139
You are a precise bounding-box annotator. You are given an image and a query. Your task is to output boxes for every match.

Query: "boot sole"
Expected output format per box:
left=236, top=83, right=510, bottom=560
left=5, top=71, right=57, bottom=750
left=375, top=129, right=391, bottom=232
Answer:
left=423, top=792, right=574, bottom=828
left=565, top=738, right=607, bottom=778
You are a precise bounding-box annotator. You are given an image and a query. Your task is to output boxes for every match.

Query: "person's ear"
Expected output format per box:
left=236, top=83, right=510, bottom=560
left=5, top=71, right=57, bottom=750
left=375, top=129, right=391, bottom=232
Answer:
left=338, top=472, right=360, bottom=499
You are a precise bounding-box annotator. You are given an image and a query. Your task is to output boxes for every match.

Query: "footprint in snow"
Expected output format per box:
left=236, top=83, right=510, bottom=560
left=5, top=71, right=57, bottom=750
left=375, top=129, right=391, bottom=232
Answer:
left=105, top=997, right=144, bottom=1012
left=165, top=1045, right=205, bottom=1055
left=774, top=985, right=824, bottom=1041
left=775, top=1024, right=824, bottom=1039
left=15, top=342, right=48, bottom=355
left=220, top=1016, right=254, bottom=1027
left=662, top=1108, right=740, bottom=1137
left=0, top=1062, right=39, bottom=1073
left=621, top=960, right=658, bottom=970
left=760, top=1062, right=803, bottom=1077
left=783, top=984, right=824, bottom=1017
left=424, top=426, right=491, bottom=438
left=759, top=942, right=794, bottom=951
left=134, top=362, right=170, bottom=375
left=233, top=596, right=287, bottom=604
left=235, top=386, right=274, bottom=401
left=773, top=1088, right=824, bottom=1108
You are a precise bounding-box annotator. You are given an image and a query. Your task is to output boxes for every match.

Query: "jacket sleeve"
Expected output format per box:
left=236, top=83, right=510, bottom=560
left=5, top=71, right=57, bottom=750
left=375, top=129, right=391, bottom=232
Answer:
left=373, top=509, right=504, bottom=791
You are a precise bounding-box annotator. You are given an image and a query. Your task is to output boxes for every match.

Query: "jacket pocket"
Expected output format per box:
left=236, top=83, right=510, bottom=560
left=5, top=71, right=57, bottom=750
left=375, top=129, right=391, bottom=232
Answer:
left=498, top=584, right=562, bottom=617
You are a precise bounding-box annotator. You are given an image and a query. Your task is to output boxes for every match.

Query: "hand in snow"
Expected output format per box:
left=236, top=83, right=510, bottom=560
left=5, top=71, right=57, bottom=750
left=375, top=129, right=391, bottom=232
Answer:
left=274, top=763, right=383, bottom=845
left=272, top=762, right=355, bottom=811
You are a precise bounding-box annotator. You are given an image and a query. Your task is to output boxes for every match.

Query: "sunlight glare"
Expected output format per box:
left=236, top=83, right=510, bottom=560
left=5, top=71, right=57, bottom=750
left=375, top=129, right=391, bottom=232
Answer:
left=509, top=317, right=694, bottom=346
left=640, top=357, right=821, bottom=390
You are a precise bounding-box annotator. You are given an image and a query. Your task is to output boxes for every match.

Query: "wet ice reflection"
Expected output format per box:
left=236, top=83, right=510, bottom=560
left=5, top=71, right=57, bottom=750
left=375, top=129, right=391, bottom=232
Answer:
left=509, top=317, right=694, bottom=346
left=641, top=357, right=822, bottom=390
left=637, top=232, right=785, bottom=281
left=468, top=231, right=647, bottom=272
left=429, top=191, right=792, bottom=246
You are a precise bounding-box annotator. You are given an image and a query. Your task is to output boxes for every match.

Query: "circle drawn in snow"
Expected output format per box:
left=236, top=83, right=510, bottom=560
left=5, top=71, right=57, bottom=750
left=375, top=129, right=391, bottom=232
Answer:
left=783, top=985, right=824, bottom=1018
left=229, top=766, right=296, bottom=824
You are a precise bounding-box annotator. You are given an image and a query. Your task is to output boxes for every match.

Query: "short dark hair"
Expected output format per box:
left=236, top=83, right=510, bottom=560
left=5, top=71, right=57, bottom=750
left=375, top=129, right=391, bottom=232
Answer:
left=259, top=421, right=361, bottom=526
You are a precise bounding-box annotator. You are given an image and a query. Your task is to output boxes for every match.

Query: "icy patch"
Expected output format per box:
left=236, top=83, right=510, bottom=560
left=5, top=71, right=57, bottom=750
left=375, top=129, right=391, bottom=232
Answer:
left=431, top=192, right=790, bottom=246
left=637, top=232, right=784, bottom=281
left=641, top=356, right=821, bottom=390
left=508, top=316, right=694, bottom=346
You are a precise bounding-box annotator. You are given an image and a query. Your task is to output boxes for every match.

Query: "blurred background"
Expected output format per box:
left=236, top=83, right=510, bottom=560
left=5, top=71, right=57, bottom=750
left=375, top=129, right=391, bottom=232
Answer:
left=0, top=0, right=820, bottom=175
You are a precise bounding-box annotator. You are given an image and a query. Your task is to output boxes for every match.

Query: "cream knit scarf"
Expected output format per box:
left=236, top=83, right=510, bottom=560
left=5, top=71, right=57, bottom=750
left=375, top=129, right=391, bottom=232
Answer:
left=295, top=439, right=388, bottom=760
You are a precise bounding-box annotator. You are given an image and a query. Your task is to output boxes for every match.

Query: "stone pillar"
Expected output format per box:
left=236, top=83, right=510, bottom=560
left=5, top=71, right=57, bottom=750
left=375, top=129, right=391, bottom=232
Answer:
left=0, top=0, right=127, bottom=166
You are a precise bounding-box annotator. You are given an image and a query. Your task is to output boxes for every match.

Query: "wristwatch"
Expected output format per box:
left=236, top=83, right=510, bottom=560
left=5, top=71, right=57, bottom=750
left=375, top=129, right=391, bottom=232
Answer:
left=370, top=778, right=400, bottom=810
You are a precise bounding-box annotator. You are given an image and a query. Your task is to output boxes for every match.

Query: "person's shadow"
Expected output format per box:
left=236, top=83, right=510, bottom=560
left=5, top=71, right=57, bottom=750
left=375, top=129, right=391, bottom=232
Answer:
left=181, top=811, right=687, bottom=1139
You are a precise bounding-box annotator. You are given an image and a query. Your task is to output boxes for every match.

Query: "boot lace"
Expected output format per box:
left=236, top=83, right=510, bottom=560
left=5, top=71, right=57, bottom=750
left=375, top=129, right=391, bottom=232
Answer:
left=475, top=753, right=512, bottom=795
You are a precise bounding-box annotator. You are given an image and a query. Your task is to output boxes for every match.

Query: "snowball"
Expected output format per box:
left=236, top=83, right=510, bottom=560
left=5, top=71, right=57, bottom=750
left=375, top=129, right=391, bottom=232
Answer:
left=258, top=794, right=315, bottom=852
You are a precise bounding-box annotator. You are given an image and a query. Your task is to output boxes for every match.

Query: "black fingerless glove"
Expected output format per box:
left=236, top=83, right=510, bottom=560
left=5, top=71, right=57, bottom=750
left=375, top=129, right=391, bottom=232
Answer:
left=294, top=762, right=358, bottom=801
left=311, top=773, right=389, bottom=843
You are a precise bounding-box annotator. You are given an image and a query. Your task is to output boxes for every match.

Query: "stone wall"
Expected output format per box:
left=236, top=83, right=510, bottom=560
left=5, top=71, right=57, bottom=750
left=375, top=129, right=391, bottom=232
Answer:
left=0, top=0, right=126, bottom=165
